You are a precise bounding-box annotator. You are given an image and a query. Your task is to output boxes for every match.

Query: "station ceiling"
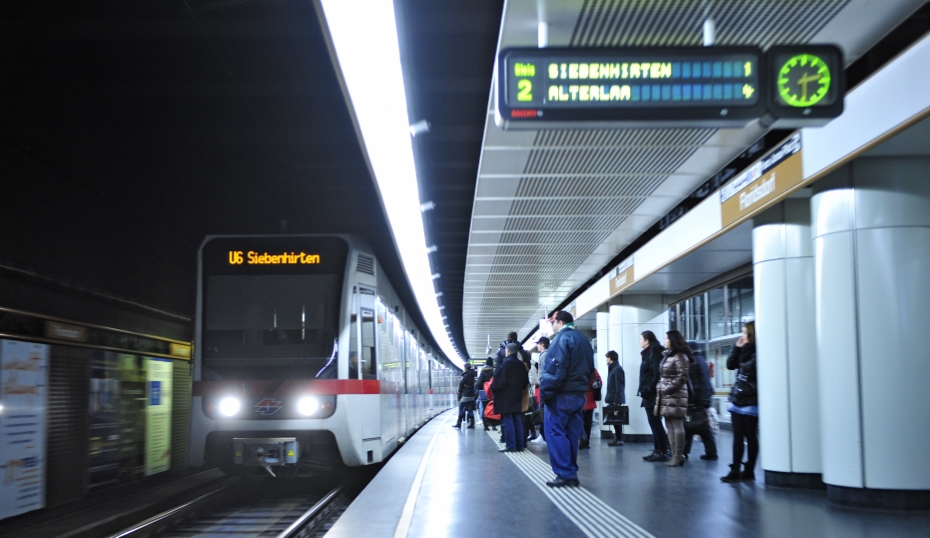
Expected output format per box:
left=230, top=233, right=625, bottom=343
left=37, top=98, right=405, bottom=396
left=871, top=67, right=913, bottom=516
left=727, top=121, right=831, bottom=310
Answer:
left=459, top=0, right=927, bottom=357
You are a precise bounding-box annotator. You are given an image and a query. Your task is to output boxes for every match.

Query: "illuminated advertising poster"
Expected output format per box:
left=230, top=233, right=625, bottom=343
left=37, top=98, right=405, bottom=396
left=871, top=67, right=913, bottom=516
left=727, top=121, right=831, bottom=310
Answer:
left=0, top=340, right=48, bottom=520
left=144, top=358, right=172, bottom=476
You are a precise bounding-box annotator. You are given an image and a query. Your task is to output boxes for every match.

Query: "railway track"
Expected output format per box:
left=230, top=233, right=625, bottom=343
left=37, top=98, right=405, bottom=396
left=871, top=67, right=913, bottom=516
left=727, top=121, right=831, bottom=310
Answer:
left=110, top=478, right=350, bottom=538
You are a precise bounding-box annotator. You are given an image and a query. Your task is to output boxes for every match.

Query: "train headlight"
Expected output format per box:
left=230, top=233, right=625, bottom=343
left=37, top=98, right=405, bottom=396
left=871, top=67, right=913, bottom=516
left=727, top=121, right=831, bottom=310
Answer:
left=297, top=396, right=319, bottom=416
left=218, top=397, right=241, bottom=417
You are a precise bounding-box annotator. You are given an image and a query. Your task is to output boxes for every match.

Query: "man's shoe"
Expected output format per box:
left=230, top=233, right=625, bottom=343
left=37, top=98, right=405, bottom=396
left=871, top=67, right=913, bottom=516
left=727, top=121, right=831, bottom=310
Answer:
left=546, top=477, right=580, bottom=488
left=700, top=454, right=718, bottom=461
left=452, top=423, right=461, bottom=429
left=466, top=422, right=475, bottom=429
left=647, top=452, right=669, bottom=462
left=643, top=451, right=658, bottom=461
left=498, top=448, right=512, bottom=453
left=608, top=439, right=623, bottom=446
left=492, top=426, right=498, bottom=431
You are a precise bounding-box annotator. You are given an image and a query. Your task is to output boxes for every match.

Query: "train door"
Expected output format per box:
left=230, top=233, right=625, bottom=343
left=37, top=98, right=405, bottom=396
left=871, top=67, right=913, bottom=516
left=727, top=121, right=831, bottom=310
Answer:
left=377, top=299, right=402, bottom=450
left=352, top=286, right=380, bottom=442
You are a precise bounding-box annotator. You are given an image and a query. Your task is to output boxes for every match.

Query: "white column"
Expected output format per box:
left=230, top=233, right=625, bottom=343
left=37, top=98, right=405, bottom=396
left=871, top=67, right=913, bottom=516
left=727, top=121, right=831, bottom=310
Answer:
left=753, top=199, right=821, bottom=487
left=812, top=157, right=930, bottom=506
left=614, top=295, right=667, bottom=437
left=595, top=312, right=610, bottom=432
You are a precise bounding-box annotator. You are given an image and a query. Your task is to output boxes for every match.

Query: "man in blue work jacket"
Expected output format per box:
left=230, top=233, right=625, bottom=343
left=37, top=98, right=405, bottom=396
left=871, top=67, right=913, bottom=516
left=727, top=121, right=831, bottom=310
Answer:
left=539, top=311, right=594, bottom=487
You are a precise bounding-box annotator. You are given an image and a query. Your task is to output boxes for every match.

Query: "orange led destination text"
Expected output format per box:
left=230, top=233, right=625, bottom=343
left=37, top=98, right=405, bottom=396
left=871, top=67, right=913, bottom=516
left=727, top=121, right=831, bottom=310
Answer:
left=228, top=251, right=321, bottom=265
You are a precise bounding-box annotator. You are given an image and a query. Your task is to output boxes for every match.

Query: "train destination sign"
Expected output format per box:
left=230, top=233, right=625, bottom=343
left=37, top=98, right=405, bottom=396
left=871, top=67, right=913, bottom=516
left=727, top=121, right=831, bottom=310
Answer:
left=497, top=46, right=766, bottom=128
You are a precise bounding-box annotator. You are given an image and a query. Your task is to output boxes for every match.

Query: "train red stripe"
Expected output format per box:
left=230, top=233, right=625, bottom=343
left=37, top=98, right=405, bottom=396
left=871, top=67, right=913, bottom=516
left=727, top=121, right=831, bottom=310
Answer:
left=192, top=379, right=381, bottom=396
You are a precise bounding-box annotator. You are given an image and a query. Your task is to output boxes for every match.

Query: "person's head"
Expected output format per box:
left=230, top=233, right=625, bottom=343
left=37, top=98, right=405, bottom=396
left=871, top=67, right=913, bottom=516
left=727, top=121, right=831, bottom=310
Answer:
left=507, top=331, right=518, bottom=342
left=485, top=357, right=494, bottom=368
left=640, top=330, right=658, bottom=349
left=536, top=336, right=550, bottom=351
left=605, top=350, right=619, bottom=365
left=505, top=342, right=521, bottom=356
left=465, top=363, right=473, bottom=371
left=742, top=321, right=755, bottom=344
left=665, top=330, right=690, bottom=356
left=553, top=311, right=574, bottom=332
left=547, top=309, right=560, bottom=324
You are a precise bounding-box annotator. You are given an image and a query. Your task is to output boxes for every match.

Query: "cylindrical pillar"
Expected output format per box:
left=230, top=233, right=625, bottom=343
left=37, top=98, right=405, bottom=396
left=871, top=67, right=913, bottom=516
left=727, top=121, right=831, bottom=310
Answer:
left=753, top=199, right=822, bottom=489
left=613, top=295, right=667, bottom=438
left=812, top=157, right=930, bottom=509
left=595, top=312, right=610, bottom=432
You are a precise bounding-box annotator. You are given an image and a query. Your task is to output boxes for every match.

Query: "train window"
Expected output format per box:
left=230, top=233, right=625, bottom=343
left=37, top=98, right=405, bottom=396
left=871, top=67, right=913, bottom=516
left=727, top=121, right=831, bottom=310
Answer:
left=361, top=309, right=377, bottom=380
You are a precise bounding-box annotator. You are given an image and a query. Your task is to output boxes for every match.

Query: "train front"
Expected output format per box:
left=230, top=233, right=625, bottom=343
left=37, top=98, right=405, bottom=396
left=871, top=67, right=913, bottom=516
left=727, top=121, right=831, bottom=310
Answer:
left=189, top=235, right=361, bottom=478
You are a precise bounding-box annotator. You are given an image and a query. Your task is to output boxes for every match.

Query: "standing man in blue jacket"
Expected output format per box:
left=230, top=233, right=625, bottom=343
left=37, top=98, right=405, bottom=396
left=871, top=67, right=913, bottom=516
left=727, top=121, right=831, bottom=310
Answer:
left=539, top=311, right=594, bottom=488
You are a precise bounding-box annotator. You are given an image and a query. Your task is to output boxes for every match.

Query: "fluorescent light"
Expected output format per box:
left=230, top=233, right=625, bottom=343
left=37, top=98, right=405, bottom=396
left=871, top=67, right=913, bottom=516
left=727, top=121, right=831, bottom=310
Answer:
left=319, top=0, right=464, bottom=368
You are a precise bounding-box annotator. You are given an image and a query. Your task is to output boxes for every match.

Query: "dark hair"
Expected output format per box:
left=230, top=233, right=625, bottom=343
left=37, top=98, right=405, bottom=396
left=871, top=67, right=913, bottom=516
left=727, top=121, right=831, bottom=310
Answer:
left=464, top=363, right=473, bottom=370
left=744, top=321, right=755, bottom=344
left=547, top=309, right=560, bottom=320
left=507, top=331, right=518, bottom=341
left=665, top=330, right=692, bottom=357
left=641, top=330, right=658, bottom=345
left=536, top=336, right=550, bottom=348
left=485, top=357, right=493, bottom=367
left=555, top=311, right=574, bottom=323
left=606, top=350, right=619, bottom=361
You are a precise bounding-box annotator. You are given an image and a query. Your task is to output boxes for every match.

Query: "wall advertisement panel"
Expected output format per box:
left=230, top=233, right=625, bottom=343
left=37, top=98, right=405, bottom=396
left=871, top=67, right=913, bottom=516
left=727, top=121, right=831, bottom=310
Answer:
left=145, top=358, right=172, bottom=476
left=0, top=340, right=49, bottom=520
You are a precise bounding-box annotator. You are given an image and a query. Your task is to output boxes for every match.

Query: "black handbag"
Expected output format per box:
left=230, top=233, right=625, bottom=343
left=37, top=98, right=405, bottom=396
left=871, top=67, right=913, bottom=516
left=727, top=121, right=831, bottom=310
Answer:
left=531, top=407, right=545, bottom=425
left=686, top=406, right=708, bottom=426
left=730, top=372, right=757, bottom=406
left=603, top=405, right=629, bottom=425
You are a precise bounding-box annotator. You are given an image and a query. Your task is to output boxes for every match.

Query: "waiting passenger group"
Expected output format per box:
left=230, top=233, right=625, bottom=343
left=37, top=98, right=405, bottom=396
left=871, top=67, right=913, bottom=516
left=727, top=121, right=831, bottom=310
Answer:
left=454, top=310, right=759, bottom=487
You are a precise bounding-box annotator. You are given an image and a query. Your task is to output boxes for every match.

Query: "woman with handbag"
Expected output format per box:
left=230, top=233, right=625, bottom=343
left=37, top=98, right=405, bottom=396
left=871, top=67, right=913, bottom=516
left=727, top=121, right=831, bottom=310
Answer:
left=579, top=368, right=603, bottom=449
left=604, top=351, right=625, bottom=446
left=721, top=322, right=759, bottom=482
left=655, top=330, right=691, bottom=467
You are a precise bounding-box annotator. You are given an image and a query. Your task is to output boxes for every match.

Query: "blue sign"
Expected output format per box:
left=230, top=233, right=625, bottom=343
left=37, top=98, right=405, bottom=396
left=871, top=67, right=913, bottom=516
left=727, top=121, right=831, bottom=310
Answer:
left=150, top=381, right=161, bottom=406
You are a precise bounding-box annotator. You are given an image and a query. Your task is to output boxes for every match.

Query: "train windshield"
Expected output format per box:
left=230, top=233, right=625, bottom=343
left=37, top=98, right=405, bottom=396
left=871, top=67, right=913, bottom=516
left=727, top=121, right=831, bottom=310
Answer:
left=202, top=274, right=341, bottom=379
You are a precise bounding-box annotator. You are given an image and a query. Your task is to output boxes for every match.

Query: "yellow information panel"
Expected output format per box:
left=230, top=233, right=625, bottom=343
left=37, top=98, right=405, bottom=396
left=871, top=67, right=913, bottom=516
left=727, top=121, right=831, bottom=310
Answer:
left=144, top=358, right=173, bottom=476
left=720, top=133, right=803, bottom=227
left=608, top=257, right=635, bottom=298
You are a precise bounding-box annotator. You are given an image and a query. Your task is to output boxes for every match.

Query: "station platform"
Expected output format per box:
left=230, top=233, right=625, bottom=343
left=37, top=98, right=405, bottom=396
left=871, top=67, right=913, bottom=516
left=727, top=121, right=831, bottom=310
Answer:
left=327, top=410, right=930, bottom=538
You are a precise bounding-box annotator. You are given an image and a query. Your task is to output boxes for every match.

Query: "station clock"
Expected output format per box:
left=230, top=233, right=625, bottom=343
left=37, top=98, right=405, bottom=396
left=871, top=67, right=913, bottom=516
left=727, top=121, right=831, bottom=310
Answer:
left=766, top=44, right=844, bottom=126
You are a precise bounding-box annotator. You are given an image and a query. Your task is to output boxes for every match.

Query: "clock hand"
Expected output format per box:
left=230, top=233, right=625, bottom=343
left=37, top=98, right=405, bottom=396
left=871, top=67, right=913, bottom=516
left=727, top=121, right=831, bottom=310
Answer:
left=797, top=72, right=823, bottom=101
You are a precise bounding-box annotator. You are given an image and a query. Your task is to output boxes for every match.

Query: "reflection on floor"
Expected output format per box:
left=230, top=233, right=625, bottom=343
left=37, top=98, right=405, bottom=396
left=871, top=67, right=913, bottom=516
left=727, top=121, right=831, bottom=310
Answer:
left=406, top=419, right=930, bottom=538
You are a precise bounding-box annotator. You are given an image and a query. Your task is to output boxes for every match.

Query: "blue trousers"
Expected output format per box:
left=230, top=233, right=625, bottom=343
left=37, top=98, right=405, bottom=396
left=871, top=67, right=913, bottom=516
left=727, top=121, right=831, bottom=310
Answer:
left=500, top=412, right=525, bottom=451
left=544, top=394, right=585, bottom=480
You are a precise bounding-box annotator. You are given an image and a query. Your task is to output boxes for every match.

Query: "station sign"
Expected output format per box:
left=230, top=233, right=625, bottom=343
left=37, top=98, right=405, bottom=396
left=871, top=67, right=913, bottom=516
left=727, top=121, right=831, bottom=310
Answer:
left=720, top=133, right=803, bottom=226
left=497, top=46, right=765, bottom=129
left=497, top=45, right=844, bottom=129
left=608, top=257, right=635, bottom=297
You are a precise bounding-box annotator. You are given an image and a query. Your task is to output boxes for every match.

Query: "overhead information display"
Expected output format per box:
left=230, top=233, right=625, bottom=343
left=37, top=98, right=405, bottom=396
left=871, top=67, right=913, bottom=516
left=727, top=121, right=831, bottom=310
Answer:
left=498, top=46, right=765, bottom=128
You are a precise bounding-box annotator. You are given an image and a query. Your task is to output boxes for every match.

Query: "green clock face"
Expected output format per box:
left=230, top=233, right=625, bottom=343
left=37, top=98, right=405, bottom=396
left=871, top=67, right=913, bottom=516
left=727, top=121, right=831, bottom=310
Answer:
left=777, top=54, right=832, bottom=107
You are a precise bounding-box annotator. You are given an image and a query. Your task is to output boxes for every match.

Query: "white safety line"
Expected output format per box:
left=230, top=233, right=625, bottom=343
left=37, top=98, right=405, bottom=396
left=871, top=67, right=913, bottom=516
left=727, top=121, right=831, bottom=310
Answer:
left=393, top=414, right=450, bottom=538
left=485, top=428, right=654, bottom=538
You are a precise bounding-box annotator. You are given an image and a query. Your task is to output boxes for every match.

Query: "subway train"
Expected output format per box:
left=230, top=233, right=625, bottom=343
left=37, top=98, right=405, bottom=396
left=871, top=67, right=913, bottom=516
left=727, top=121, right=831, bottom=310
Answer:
left=188, top=235, right=458, bottom=478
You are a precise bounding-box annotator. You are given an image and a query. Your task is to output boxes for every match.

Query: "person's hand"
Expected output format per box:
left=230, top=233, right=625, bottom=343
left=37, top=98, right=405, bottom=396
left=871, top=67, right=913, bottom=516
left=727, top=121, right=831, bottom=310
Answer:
left=735, top=335, right=746, bottom=348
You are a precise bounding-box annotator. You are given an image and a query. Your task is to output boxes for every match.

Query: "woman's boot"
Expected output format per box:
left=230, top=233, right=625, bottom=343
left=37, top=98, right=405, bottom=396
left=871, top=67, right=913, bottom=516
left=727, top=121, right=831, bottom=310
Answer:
left=720, top=463, right=742, bottom=482
left=741, top=462, right=755, bottom=481
left=666, top=437, right=684, bottom=467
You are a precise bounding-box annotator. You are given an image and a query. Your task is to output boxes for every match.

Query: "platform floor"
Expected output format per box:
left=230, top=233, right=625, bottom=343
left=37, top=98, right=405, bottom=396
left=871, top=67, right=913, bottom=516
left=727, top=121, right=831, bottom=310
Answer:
left=327, top=410, right=930, bottom=538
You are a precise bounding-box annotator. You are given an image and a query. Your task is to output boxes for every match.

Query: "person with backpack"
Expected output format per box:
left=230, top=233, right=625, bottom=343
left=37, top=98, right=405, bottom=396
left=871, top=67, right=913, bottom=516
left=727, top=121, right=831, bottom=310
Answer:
left=579, top=367, right=603, bottom=449
left=495, top=331, right=519, bottom=373
left=453, top=363, right=477, bottom=429
left=474, top=358, right=495, bottom=430
left=684, top=341, right=717, bottom=460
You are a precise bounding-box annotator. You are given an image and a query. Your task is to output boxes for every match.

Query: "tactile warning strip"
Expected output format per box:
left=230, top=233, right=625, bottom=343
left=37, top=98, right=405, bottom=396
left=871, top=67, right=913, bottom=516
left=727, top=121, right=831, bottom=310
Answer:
left=484, top=428, right=654, bottom=538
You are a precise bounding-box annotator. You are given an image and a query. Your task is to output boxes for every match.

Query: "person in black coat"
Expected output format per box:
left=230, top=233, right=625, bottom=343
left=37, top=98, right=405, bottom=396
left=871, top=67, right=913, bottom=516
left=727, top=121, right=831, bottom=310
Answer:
left=722, top=322, right=759, bottom=482
left=453, top=363, right=477, bottom=429
left=490, top=343, right=530, bottom=452
left=684, top=342, right=717, bottom=459
left=637, top=330, right=670, bottom=461
left=495, top=331, right=519, bottom=373
left=604, top=350, right=625, bottom=446
left=474, top=358, right=495, bottom=430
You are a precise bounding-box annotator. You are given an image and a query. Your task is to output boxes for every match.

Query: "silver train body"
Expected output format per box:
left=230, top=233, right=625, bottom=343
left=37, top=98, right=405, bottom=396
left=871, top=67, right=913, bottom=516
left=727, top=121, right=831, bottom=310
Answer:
left=188, top=234, right=456, bottom=474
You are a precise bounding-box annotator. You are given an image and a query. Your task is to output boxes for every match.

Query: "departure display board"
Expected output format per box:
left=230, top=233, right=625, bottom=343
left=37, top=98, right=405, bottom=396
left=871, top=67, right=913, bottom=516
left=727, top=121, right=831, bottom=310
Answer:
left=498, top=46, right=766, bottom=128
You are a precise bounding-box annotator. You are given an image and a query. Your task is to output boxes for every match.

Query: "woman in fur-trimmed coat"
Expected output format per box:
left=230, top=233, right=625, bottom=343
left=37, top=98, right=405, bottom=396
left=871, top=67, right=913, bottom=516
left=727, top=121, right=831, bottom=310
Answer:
left=655, top=330, right=691, bottom=467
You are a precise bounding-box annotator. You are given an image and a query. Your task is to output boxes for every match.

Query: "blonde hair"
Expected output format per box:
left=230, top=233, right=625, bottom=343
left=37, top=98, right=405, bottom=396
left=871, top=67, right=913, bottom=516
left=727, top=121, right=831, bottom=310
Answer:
left=744, top=321, right=755, bottom=344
